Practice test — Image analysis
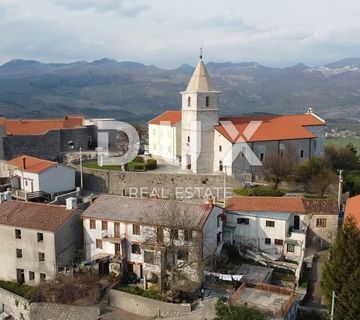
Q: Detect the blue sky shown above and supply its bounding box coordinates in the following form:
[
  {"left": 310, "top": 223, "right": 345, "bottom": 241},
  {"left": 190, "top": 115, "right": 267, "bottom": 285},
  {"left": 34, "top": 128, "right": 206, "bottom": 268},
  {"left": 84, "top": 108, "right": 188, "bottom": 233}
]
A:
[{"left": 1, "top": 0, "right": 360, "bottom": 67}]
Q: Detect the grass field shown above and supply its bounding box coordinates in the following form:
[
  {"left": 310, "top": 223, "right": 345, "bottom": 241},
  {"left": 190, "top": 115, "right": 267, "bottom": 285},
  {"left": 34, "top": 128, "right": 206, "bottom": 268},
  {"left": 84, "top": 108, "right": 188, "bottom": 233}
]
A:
[{"left": 326, "top": 137, "right": 360, "bottom": 150}]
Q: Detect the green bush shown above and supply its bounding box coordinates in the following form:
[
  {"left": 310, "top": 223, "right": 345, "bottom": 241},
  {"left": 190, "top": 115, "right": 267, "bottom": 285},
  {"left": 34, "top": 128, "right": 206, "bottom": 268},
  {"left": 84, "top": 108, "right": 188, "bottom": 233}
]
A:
[
  {"left": 234, "top": 186, "right": 285, "bottom": 197},
  {"left": 146, "top": 159, "right": 158, "bottom": 170},
  {"left": 0, "top": 281, "right": 35, "bottom": 299},
  {"left": 120, "top": 286, "right": 164, "bottom": 301},
  {"left": 134, "top": 156, "right": 145, "bottom": 163},
  {"left": 127, "top": 162, "right": 146, "bottom": 172}
]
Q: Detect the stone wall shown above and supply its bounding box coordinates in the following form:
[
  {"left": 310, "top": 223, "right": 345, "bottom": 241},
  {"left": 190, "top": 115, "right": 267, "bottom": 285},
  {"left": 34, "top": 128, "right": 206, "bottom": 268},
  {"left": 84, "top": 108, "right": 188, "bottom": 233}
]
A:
[
  {"left": 305, "top": 214, "right": 338, "bottom": 249},
  {"left": 29, "top": 303, "right": 100, "bottom": 320},
  {"left": 110, "top": 289, "right": 192, "bottom": 318},
  {"left": 0, "top": 287, "right": 30, "bottom": 320},
  {"left": 78, "top": 167, "right": 239, "bottom": 199},
  {"left": 0, "top": 287, "right": 100, "bottom": 320}
]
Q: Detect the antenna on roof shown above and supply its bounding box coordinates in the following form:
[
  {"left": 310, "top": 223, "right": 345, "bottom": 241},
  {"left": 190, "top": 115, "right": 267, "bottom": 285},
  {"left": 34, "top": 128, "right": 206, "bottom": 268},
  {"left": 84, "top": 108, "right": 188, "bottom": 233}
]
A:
[{"left": 199, "top": 47, "right": 203, "bottom": 60}]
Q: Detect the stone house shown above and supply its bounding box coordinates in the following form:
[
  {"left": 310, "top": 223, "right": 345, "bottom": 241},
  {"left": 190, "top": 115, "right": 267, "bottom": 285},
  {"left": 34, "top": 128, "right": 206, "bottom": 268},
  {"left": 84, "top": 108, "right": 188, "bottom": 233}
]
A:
[
  {"left": 0, "top": 200, "right": 83, "bottom": 284},
  {"left": 148, "top": 54, "right": 326, "bottom": 181},
  {"left": 224, "top": 196, "right": 338, "bottom": 260},
  {"left": 81, "top": 194, "right": 224, "bottom": 284}
]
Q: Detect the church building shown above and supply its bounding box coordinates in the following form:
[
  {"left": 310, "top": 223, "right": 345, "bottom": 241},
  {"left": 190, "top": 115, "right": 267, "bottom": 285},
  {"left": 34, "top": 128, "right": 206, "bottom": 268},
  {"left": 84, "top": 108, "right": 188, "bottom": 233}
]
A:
[{"left": 148, "top": 55, "right": 326, "bottom": 181}]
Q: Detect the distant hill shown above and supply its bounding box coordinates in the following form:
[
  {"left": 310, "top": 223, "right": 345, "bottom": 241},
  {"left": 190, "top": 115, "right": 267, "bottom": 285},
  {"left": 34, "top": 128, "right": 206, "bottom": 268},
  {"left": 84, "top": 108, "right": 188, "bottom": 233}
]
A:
[{"left": 1, "top": 58, "right": 360, "bottom": 122}]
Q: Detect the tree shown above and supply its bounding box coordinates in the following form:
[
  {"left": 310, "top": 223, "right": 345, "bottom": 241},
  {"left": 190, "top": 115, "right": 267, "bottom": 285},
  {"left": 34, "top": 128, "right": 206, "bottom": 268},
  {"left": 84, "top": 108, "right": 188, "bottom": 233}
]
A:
[
  {"left": 263, "top": 148, "right": 296, "bottom": 189},
  {"left": 295, "top": 157, "right": 337, "bottom": 197},
  {"left": 322, "top": 216, "right": 360, "bottom": 302},
  {"left": 335, "top": 267, "right": 360, "bottom": 320},
  {"left": 215, "top": 299, "right": 264, "bottom": 320},
  {"left": 325, "top": 144, "right": 360, "bottom": 171},
  {"left": 141, "top": 201, "right": 206, "bottom": 297}
]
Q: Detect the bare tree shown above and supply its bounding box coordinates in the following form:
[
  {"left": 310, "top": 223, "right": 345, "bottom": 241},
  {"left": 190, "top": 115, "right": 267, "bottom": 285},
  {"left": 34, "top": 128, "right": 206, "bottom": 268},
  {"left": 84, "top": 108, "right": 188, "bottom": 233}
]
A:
[
  {"left": 263, "top": 146, "right": 297, "bottom": 189},
  {"left": 141, "top": 201, "right": 205, "bottom": 297}
]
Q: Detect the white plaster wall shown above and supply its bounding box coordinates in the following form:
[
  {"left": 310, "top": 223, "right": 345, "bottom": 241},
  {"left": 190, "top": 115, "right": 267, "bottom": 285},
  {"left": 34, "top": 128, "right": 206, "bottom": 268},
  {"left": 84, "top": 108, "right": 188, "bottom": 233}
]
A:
[
  {"left": 38, "top": 165, "right": 75, "bottom": 194},
  {"left": 202, "top": 206, "right": 224, "bottom": 258},
  {"left": 14, "top": 169, "right": 39, "bottom": 192},
  {"left": 0, "top": 225, "right": 56, "bottom": 283}
]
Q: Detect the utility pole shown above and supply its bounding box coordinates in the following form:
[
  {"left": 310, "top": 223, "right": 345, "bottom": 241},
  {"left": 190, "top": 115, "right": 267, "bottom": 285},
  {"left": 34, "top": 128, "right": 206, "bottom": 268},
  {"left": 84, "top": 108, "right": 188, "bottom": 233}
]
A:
[
  {"left": 330, "top": 290, "right": 336, "bottom": 320},
  {"left": 223, "top": 165, "right": 227, "bottom": 208},
  {"left": 338, "top": 170, "right": 343, "bottom": 211},
  {"left": 79, "top": 147, "right": 83, "bottom": 189}
]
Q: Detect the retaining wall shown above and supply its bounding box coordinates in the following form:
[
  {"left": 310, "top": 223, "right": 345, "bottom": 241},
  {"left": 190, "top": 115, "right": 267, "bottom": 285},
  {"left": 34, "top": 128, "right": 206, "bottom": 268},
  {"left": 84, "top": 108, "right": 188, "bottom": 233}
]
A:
[{"left": 110, "top": 289, "right": 192, "bottom": 318}]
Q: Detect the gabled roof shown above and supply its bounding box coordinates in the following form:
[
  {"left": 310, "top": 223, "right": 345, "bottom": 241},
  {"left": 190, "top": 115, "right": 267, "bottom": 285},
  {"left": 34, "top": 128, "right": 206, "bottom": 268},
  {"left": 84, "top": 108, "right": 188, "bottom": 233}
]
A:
[
  {"left": 185, "top": 59, "right": 217, "bottom": 92},
  {"left": 3, "top": 116, "right": 84, "bottom": 136},
  {"left": 8, "top": 155, "right": 57, "bottom": 174},
  {"left": 148, "top": 110, "right": 182, "bottom": 126},
  {"left": 226, "top": 196, "right": 338, "bottom": 215},
  {"left": 0, "top": 201, "right": 77, "bottom": 232},
  {"left": 216, "top": 113, "right": 325, "bottom": 143},
  {"left": 82, "top": 194, "right": 216, "bottom": 230},
  {"left": 345, "top": 195, "right": 360, "bottom": 228},
  {"left": 226, "top": 196, "right": 305, "bottom": 213}
]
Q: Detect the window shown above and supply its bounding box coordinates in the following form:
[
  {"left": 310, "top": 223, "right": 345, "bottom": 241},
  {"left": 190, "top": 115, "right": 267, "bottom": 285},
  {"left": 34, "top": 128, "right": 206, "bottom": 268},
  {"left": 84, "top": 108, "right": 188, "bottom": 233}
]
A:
[
  {"left": 144, "top": 250, "right": 159, "bottom": 265},
  {"left": 96, "top": 239, "right": 103, "bottom": 249},
  {"left": 217, "top": 215, "right": 222, "bottom": 228},
  {"left": 266, "top": 220, "right": 275, "bottom": 227},
  {"left": 219, "top": 145, "right": 222, "bottom": 152},
  {"left": 25, "top": 180, "right": 28, "bottom": 187},
  {"left": 157, "top": 227, "right": 164, "bottom": 243},
  {"left": 131, "top": 244, "right": 141, "bottom": 254},
  {"left": 37, "top": 233, "right": 44, "bottom": 242},
  {"left": 170, "top": 229, "right": 179, "bottom": 240},
  {"left": 300, "top": 149, "right": 304, "bottom": 158},
  {"left": 133, "top": 224, "right": 140, "bottom": 235},
  {"left": 184, "top": 230, "right": 193, "bottom": 241},
  {"left": 177, "top": 249, "right": 189, "bottom": 261},
  {"left": 29, "top": 271, "right": 35, "bottom": 281},
  {"left": 275, "top": 239, "right": 284, "bottom": 246},
  {"left": 217, "top": 232, "right": 222, "bottom": 245},
  {"left": 40, "top": 273, "right": 46, "bottom": 282},
  {"left": 260, "top": 153, "right": 265, "bottom": 162},
  {"left": 205, "top": 96, "right": 210, "bottom": 107},
  {"left": 102, "top": 221, "right": 108, "bottom": 231},
  {"left": 314, "top": 139, "right": 317, "bottom": 150},
  {"left": 15, "top": 229, "right": 21, "bottom": 239},
  {"left": 265, "top": 238, "right": 271, "bottom": 245},
  {"left": 90, "top": 220, "right": 96, "bottom": 229},
  {"left": 16, "top": 249, "right": 23, "bottom": 258},
  {"left": 219, "top": 161, "right": 223, "bottom": 172},
  {"left": 38, "top": 252, "right": 45, "bottom": 262},
  {"left": 187, "top": 96, "right": 191, "bottom": 107},
  {"left": 316, "top": 218, "right": 327, "bottom": 228},
  {"left": 287, "top": 244, "right": 295, "bottom": 252},
  {"left": 187, "top": 136, "right": 190, "bottom": 143},
  {"left": 237, "top": 218, "right": 249, "bottom": 225}
]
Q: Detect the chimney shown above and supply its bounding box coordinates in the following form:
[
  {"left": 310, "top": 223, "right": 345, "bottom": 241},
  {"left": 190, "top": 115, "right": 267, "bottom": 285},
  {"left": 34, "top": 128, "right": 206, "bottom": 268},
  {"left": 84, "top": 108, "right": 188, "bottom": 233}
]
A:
[
  {"left": 22, "top": 157, "right": 26, "bottom": 170},
  {"left": 66, "top": 197, "right": 77, "bottom": 210}
]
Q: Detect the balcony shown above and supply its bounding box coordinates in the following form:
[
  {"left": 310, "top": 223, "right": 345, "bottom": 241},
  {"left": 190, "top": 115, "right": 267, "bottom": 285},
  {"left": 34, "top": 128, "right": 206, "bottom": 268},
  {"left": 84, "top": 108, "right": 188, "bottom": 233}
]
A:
[{"left": 102, "top": 231, "right": 126, "bottom": 243}]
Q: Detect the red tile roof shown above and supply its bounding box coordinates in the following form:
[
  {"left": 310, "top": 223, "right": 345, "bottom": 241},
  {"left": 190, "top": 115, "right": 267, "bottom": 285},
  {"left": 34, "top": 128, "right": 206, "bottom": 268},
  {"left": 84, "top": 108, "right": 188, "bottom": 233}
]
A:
[
  {"left": 226, "top": 196, "right": 338, "bottom": 215},
  {"left": 8, "top": 155, "right": 57, "bottom": 174},
  {"left": 148, "top": 110, "right": 181, "bottom": 126},
  {"left": 216, "top": 113, "right": 325, "bottom": 143},
  {"left": 345, "top": 195, "right": 360, "bottom": 228},
  {"left": 0, "top": 201, "right": 77, "bottom": 232},
  {"left": 2, "top": 116, "right": 84, "bottom": 136},
  {"left": 226, "top": 196, "right": 305, "bottom": 212}
]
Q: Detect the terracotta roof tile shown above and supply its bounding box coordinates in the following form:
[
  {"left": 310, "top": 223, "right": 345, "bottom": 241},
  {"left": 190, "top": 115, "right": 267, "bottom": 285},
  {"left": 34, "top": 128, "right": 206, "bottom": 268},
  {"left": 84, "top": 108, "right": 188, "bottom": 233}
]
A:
[
  {"left": 345, "top": 195, "right": 360, "bottom": 228},
  {"left": 303, "top": 199, "right": 338, "bottom": 215},
  {"left": 3, "top": 116, "right": 84, "bottom": 136},
  {"left": 8, "top": 155, "right": 56, "bottom": 174},
  {"left": 226, "top": 196, "right": 305, "bottom": 213},
  {"left": 148, "top": 111, "right": 181, "bottom": 126},
  {"left": 82, "top": 194, "right": 214, "bottom": 230},
  {"left": 216, "top": 113, "right": 325, "bottom": 143},
  {"left": 0, "top": 201, "right": 77, "bottom": 232}
]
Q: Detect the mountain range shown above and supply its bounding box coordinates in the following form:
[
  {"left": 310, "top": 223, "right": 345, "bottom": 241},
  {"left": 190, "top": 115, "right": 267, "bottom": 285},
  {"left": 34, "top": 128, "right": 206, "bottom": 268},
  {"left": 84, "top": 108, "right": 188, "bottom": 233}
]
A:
[{"left": 1, "top": 57, "right": 360, "bottom": 122}]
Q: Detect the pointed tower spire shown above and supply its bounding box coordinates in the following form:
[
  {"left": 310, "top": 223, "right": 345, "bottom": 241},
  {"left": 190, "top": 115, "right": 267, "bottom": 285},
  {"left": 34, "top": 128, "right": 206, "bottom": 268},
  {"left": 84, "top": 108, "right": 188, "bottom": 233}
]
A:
[{"left": 185, "top": 53, "right": 215, "bottom": 92}]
